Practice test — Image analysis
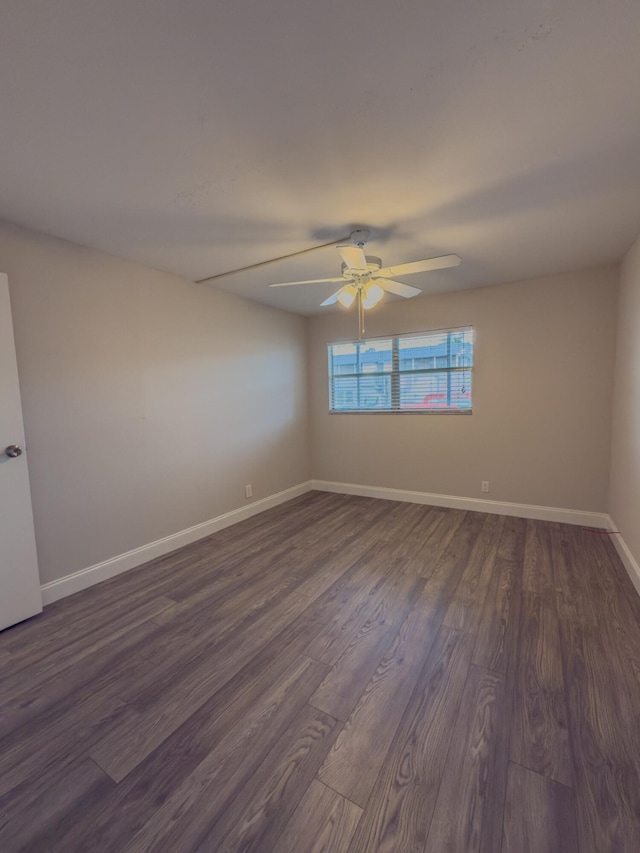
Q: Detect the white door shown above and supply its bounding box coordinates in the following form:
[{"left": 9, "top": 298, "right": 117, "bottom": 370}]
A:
[{"left": 0, "top": 272, "right": 41, "bottom": 629}]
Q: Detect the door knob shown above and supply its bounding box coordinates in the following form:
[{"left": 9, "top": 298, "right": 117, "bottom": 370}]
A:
[{"left": 5, "top": 445, "right": 23, "bottom": 458}]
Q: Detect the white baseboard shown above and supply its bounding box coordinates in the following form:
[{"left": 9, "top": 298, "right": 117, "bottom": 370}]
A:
[
  {"left": 605, "top": 516, "right": 640, "bottom": 597},
  {"left": 41, "top": 479, "right": 622, "bottom": 607},
  {"left": 40, "top": 481, "right": 313, "bottom": 605},
  {"left": 311, "top": 479, "right": 610, "bottom": 528}
]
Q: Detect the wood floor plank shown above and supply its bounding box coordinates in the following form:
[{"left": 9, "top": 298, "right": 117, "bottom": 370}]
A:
[
  {"left": 418, "top": 509, "right": 486, "bottom": 614},
  {"left": 502, "top": 762, "right": 578, "bottom": 853},
  {"left": 305, "top": 575, "right": 389, "bottom": 667},
  {"left": 49, "top": 654, "right": 329, "bottom": 852},
  {"left": 313, "top": 503, "right": 481, "bottom": 741},
  {"left": 509, "top": 590, "right": 572, "bottom": 787},
  {"left": 511, "top": 518, "right": 572, "bottom": 787},
  {"left": 304, "top": 517, "right": 432, "bottom": 668},
  {"left": 413, "top": 507, "right": 468, "bottom": 578},
  {"left": 443, "top": 513, "right": 505, "bottom": 634},
  {"left": 308, "top": 573, "right": 424, "bottom": 721},
  {"left": 0, "top": 643, "right": 157, "bottom": 739},
  {"left": 316, "top": 581, "right": 444, "bottom": 806},
  {"left": 191, "top": 704, "right": 341, "bottom": 853},
  {"left": 559, "top": 618, "right": 640, "bottom": 852},
  {"left": 129, "top": 508, "right": 368, "bottom": 660},
  {"left": 579, "top": 528, "right": 640, "bottom": 699},
  {"left": 522, "top": 519, "right": 555, "bottom": 594},
  {"left": 275, "top": 779, "right": 362, "bottom": 853},
  {"left": 164, "top": 493, "right": 374, "bottom": 609},
  {"left": 118, "top": 509, "right": 397, "bottom": 703},
  {"left": 80, "top": 492, "right": 342, "bottom": 622},
  {"left": 0, "top": 578, "right": 175, "bottom": 656},
  {"left": 0, "top": 595, "right": 175, "bottom": 702},
  {"left": 472, "top": 515, "right": 526, "bottom": 673},
  {"left": 0, "top": 759, "right": 113, "bottom": 852},
  {"left": 374, "top": 505, "right": 442, "bottom": 565},
  {"left": 133, "top": 544, "right": 310, "bottom": 658},
  {"left": 0, "top": 682, "right": 137, "bottom": 798},
  {"left": 347, "top": 625, "right": 474, "bottom": 853},
  {"left": 424, "top": 665, "right": 505, "bottom": 853},
  {"left": 117, "top": 657, "right": 330, "bottom": 853},
  {"left": 551, "top": 523, "right": 599, "bottom": 627},
  {"left": 90, "top": 547, "right": 364, "bottom": 781},
  {"left": 601, "top": 533, "right": 640, "bottom": 625},
  {"left": 0, "top": 492, "right": 335, "bottom": 652}
]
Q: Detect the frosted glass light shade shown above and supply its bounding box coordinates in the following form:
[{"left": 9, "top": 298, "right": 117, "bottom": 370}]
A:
[
  {"left": 337, "top": 284, "right": 357, "bottom": 308},
  {"left": 362, "top": 282, "right": 384, "bottom": 309}
]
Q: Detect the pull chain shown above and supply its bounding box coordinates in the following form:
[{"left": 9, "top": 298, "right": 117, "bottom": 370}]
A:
[{"left": 357, "top": 288, "right": 365, "bottom": 341}]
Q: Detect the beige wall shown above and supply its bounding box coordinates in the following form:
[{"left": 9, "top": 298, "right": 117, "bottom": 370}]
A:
[
  {"left": 309, "top": 267, "right": 618, "bottom": 513},
  {"left": 1, "top": 220, "right": 310, "bottom": 585},
  {"left": 609, "top": 233, "right": 640, "bottom": 565}
]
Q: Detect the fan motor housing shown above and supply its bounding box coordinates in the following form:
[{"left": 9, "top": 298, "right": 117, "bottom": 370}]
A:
[{"left": 341, "top": 256, "right": 382, "bottom": 280}]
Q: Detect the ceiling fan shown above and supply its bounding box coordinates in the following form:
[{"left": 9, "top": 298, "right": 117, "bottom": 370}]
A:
[{"left": 268, "top": 230, "right": 461, "bottom": 336}]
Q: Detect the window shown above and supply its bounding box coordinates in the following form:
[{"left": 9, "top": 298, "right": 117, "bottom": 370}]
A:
[{"left": 328, "top": 327, "right": 473, "bottom": 413}]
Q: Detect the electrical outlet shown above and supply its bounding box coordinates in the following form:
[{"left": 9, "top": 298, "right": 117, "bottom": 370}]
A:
[
  {"left": 245, "top": 484, "right": 253, "bottom": 499},
  {"left": 481, "top": 481, "right": 490, "bottom": 493}
]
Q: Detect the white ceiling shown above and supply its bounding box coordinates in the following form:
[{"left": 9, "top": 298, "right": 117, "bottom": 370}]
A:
[{"left": 0, "top": 0, "right": 639, "bottom": 315}]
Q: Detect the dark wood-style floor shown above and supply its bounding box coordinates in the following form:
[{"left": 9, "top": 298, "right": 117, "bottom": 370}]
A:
[{"left": 1, "top": 492, "right": 640, "bottom": 852}]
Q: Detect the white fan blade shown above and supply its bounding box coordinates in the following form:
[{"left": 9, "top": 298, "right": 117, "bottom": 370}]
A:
[
  {"left": 268, "top": 276, "right": 345, "bottom": 288},
  {"left": 320, "top": 287, "right": 345, "bottom": 307},
  {"left": 373, "top": 278, "right": 421, "bottom": 298},
  {"left": 376, "top": 253, "right": 461, "bottom": 279},
  {"left": 337, "top": 244, "right": 367, "bottom": 271}
]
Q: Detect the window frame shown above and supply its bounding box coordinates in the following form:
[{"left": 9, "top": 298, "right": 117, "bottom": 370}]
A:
[{"left": 327, "top": 326, "right": 473, "bottom": 415}]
